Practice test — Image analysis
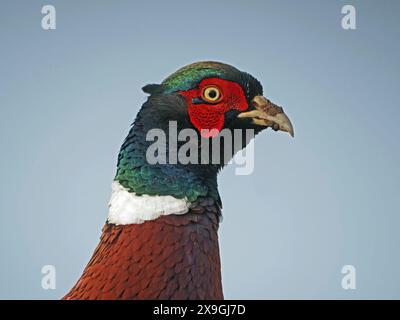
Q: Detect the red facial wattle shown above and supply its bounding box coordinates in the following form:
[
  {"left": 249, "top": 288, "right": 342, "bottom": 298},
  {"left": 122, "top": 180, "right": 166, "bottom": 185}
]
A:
[{"left": 179, "top": 78, "right": 249, "bottom": 138}]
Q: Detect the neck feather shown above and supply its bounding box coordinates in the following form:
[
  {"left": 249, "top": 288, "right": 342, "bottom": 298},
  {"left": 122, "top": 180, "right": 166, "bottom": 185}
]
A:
[{"left": 114, "top": 96, "right": 222, "bottom": 213}]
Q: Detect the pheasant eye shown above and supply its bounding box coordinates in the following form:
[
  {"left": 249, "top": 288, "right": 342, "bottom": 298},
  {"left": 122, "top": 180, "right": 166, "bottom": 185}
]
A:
[{"left": 202, "top": 86, "right": 222, "bottom": 103}]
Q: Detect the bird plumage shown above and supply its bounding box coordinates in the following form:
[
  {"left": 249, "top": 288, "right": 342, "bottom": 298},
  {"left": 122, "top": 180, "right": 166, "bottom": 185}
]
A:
[
  {"left": 64, "top": 61, "right": 293, "bottom": 300},
  {"left": 64, "top": 198, "right": 222, "bottom": 300}
]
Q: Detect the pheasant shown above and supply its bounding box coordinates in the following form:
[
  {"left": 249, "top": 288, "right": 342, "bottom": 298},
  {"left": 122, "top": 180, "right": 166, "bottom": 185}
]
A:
[{"left": 64, "top": 61, "right": 293, "bottom": 300}]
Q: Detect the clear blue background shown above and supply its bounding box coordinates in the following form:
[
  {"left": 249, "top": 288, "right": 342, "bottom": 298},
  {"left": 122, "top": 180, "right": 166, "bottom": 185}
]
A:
[{"left": 1, "top": 0, "right": 399, "bottom": 299}]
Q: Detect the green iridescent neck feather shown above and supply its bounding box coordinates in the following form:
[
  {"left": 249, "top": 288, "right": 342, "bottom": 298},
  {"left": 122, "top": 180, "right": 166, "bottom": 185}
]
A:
[{"left": 114, "top": 94, "right": 221, "bottom": 205}]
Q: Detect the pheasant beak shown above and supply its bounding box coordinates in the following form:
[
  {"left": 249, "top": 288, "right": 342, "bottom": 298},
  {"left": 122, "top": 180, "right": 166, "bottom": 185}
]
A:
[{"left": 238, "top": 95, "right": 294, "bottom": 137}]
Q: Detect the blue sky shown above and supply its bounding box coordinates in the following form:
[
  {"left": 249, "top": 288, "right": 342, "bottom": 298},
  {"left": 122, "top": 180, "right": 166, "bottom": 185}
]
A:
[{"left": 0, "top": 0, "right": 399, "bottom": 299}]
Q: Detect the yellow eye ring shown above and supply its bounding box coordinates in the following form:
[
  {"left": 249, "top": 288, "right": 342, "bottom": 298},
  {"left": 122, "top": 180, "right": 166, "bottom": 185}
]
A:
[{"left": 202, "top": 86, "right": 222, "bottom": 103}]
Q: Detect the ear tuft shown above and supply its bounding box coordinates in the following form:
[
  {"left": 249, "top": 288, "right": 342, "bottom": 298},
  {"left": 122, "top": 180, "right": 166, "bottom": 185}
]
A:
[{"left": 142, "top": 84, "right": 162, "bottom": 95}]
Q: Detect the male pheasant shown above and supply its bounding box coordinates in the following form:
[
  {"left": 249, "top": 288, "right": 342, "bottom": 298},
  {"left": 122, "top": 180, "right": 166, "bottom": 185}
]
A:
[{"left": 64, "top": 61, "right": 293, "bottom": 300}]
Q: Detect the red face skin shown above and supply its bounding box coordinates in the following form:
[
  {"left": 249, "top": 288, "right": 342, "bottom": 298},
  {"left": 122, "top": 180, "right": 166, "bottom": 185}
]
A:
[{"left": 179, "top": 78, "right": 249, "bottom": 138}]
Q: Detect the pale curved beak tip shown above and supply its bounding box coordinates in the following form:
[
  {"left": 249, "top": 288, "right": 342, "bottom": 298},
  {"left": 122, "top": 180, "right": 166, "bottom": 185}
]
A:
[
  {"left": 239, "top": 95, "right": 294, "bottom": 138},
  {"left": 280, "top": 113, "right": 294, "bottom": 138}
]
